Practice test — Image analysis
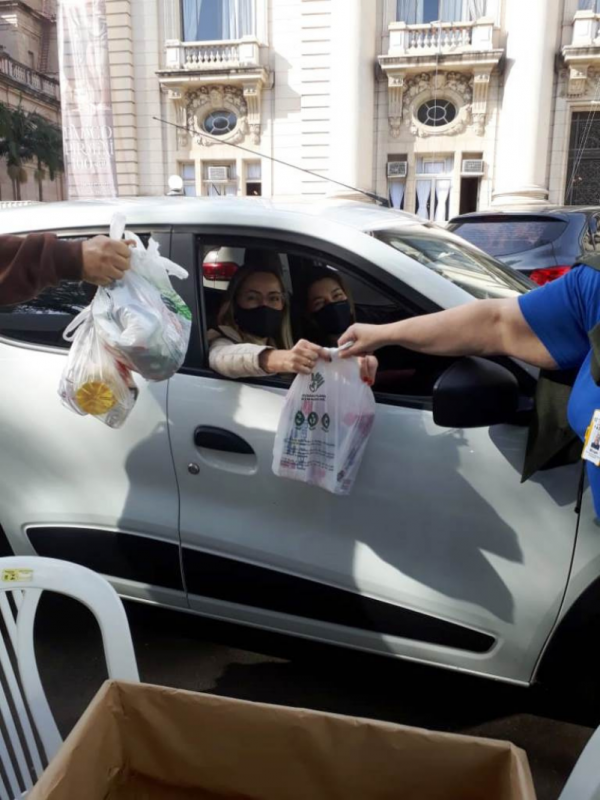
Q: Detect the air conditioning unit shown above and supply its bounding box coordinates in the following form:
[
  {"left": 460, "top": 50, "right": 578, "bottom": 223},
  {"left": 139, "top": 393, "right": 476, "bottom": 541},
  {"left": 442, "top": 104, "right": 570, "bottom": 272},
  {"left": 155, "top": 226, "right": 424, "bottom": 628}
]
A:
[
  {"left": 461, "top": 159, "right": 485, "bottom": 176},
  {"left": 207, "top": 166, "right": 230, "bottom": 182},
  {"left": 387, "top": 161, "right": 408, "bottom": 179}
]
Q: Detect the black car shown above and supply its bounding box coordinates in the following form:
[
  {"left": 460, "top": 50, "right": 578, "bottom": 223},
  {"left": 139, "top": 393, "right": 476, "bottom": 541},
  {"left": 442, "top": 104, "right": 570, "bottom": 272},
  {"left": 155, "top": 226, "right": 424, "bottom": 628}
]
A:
[{"left": 447, "top": 206, "right": 600, "bottom": 286}]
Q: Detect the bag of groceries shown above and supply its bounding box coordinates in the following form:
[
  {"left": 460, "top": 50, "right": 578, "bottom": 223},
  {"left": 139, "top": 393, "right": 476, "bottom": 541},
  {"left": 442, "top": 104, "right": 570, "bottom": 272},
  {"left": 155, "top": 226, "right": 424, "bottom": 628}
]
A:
[
  {"left": 92, "top": 214, "right": 192, "bottom": 382},
  {"left": 272, "top": 349, "right": 376, "bottom": 495},
  {"left": 59, "top": 309, "right": 138, "bottom": 429}
]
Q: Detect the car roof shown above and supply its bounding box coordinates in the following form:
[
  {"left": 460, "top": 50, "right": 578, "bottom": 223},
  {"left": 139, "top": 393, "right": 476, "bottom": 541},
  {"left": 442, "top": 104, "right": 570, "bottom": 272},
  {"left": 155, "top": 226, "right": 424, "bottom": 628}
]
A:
[
  {"left": 0, "top": 196, "right": 423, "bottom": 236},
  {"left": 449, "top": 205, "right": 599, "bottom": 223}
]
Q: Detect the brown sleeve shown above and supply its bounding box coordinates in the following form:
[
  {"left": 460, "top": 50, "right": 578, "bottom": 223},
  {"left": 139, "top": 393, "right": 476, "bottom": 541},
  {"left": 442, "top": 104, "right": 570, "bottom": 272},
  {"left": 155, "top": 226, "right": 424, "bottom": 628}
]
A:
[{"left": 0, "top": 233, "right": 83, "bottom": 306}]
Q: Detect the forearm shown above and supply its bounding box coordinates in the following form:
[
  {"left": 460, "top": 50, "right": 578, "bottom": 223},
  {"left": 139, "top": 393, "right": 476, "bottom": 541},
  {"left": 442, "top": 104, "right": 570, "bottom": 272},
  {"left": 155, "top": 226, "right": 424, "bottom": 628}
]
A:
[
  {"left": 209, "top": 340, "right": 269, "bottom": 379},
  {"left": 376, "top": 299, "right": 557, "bottom": 369},
  {"left": 381, "top": 301, "right": 504, "bottom": 357},
  {"left": 0, "top": 234, "right": 82, "bottom": 305}
]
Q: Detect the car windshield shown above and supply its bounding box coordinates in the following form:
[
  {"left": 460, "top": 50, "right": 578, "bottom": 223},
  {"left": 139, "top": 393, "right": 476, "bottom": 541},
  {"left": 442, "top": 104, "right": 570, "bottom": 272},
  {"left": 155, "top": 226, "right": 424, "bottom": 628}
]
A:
[
  {"left": 373, "top": 227, "right": 532, "bottom": 300},
  {"left": 448, "top": 216, "right": 568, "bottom": 256}
]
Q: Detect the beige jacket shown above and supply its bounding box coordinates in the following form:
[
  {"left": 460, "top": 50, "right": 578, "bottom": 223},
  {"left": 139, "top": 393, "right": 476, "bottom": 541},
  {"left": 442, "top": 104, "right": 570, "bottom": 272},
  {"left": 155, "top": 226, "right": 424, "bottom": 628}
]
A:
[{"left": 208, "top": 325, "right": 273, "bottom": 379}]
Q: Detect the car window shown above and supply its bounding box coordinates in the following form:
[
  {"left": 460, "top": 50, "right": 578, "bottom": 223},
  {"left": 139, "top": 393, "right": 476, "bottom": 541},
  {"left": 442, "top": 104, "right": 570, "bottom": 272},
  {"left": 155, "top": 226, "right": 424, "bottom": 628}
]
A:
[
  {"left": 199, "top": 243, "right": 293, "bottom": 332},
  {"left": 373, "top": 227, "right": 531, "bottom": 300},
  {"left": 198, "top": 236, "right": 458, "bottom": 402},
  {"left": 0, "top": 236, "right": 95, "bottom": 348},
  {"left": 285, "top": 252, "right": 446, "bottom": 400},
  {"left": 447, "top": 217, "right": 568, "bottom": 257},
  {"left": 0, "top": 232, "right": 151, "bottom": 349}
]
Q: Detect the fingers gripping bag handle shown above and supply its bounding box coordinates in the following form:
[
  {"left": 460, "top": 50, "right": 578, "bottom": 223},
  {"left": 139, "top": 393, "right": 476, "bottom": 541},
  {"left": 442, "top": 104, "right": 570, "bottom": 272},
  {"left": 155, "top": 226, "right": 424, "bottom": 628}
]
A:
[{"left": 93, "top": 213, "right": 192, "bottom": 382}]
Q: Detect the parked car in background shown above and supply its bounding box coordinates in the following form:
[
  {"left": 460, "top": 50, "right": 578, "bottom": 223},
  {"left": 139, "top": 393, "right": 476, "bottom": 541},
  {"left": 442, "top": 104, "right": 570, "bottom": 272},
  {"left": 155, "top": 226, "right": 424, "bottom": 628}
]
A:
[
  {"left": 202, "top": 246, "right": 243, "bottom": 290},
  {"left": 447, "top": 206, "right": 600, "bottom": 286}
]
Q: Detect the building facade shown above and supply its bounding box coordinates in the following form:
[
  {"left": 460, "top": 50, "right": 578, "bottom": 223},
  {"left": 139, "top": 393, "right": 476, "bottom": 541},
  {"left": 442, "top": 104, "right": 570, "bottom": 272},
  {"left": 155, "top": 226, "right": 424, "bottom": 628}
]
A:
[
  {"left": 0, "top": 0, "right": 63, "bottom": 202},
  {"left": 104, "top": 0, "right": 600, "bottom": 221}
]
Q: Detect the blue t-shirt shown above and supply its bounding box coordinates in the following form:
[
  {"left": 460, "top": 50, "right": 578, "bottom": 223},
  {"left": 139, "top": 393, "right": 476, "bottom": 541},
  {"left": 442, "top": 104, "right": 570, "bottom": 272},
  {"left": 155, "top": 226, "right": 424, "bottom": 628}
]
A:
[{"left": 519, "top": 265, "right": 600, "bottom": 514}]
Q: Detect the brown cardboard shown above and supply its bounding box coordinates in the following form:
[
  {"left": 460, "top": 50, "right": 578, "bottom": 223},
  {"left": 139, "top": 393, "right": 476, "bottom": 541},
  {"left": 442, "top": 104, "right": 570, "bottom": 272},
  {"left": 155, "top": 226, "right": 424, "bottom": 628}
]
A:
[{"left": 29, "top": 681, "right": 537, "bottom": 800}]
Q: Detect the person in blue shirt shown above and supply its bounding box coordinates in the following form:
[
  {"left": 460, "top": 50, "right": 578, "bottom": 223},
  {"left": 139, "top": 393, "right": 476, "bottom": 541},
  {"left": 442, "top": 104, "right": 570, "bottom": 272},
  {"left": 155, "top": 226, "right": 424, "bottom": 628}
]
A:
[{"left": 338, "top": 266, "right": 600, "bottom": 514}]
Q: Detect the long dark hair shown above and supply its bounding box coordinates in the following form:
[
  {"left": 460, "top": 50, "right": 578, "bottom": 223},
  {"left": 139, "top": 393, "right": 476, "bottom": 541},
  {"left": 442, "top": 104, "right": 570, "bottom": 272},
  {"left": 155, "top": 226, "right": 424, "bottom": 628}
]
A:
[{"left": 301, "top": 266, "right": 355, "bottom": 346}]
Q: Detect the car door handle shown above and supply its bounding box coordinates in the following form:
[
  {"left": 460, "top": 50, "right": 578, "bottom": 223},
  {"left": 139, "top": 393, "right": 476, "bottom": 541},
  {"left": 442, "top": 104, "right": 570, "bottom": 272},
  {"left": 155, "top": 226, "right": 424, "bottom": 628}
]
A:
[{"left": 194, "top": 426, "right": 255, "bottom": 455}]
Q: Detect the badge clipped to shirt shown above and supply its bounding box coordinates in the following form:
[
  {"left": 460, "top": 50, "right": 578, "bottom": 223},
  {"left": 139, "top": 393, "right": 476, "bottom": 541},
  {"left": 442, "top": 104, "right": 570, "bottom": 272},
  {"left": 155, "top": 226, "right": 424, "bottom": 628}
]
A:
[{"left": 583, "top": 410, "right": 600, "bottom": 466}]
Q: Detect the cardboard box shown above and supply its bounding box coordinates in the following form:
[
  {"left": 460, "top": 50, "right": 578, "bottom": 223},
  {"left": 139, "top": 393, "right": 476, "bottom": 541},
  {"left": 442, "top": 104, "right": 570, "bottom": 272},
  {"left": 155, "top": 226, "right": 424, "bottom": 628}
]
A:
[{"left": 30, "top": 681, "right": 536, "bottom": 800}]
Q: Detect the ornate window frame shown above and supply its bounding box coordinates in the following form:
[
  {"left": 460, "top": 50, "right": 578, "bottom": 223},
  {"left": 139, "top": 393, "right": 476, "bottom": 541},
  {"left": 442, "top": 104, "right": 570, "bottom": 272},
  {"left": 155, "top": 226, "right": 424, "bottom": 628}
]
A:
[
  {"left": 184, "top": 85, "right": 258, "bottom": 148},
  {"left": 398, "top": 72, "right": 473, "bottom": 138},
  {"left": 406, "top": 85, "right": 471, "bottom": 138}
]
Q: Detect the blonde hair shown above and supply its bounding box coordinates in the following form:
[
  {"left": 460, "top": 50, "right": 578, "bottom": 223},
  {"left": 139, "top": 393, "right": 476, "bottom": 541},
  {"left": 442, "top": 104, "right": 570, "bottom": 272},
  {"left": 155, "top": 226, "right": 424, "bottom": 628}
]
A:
[{"left": 217, "top": 264, "right": 294, "bottom": 349}]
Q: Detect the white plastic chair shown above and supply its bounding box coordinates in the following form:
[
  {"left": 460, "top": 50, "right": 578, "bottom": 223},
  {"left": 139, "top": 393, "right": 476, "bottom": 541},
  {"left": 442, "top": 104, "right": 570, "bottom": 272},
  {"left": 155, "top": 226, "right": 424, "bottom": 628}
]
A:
[
  {"left": 558, "top": 726, "right": 600, "bottom": 800},
  {"left": 0, "top": 556, "right": 139, "bottom": 799}
]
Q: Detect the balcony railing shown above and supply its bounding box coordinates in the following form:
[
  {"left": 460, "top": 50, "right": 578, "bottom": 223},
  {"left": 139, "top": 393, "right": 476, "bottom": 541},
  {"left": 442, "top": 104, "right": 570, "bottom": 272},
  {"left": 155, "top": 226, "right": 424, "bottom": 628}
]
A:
[
  {"left": 183, "top": 41, "right": 240, "bottom": 69},
  {"left": 387, "top": 18, "right": 495, "bottom": 56},
  {"left": 164, "top": 36, "right": 261, "bottom": 72},
  {"left": 406, "top": 22, "right": 473, "bottom": 51},
  {"left": 0, "top": 55, "right": 59, "bottom": 101}
]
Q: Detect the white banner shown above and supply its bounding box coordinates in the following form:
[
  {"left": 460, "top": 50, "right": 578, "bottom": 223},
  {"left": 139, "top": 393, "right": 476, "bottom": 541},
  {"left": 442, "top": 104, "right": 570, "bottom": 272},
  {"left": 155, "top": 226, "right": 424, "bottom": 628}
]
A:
[{"left": 57, "top": 0, "right": 118, "bottom": 199}]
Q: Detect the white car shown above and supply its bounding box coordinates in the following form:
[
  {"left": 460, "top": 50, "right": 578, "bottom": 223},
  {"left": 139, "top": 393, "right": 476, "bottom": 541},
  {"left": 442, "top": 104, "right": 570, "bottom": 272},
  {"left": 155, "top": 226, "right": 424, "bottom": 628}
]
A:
[{"left": 0, "top": 197, "right": 595, "bottom": 687}]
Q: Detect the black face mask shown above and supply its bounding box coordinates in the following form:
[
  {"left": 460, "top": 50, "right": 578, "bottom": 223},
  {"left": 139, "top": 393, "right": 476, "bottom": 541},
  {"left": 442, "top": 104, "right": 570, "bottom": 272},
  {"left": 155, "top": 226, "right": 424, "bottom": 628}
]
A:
[
  {"left": 235, "top": 305, "right": 284, "bottom": 339},
  {"left": 313, "top": 300, "right": 353, "bottom": 336}
]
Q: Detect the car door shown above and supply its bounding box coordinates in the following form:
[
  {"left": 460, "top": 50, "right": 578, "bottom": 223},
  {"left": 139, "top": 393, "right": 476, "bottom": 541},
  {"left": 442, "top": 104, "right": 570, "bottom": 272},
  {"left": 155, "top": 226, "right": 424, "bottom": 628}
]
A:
[
  {"left": 167, "top": 227, "right": 580, "bottom": 684},
  {"left": 0, "top": 227, "right": 186, "bottom": 610}
]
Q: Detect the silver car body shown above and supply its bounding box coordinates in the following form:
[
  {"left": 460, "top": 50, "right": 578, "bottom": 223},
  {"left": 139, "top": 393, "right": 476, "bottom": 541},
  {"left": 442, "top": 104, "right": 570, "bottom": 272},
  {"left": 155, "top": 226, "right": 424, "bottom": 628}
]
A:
[{"left": 0, "top": 197, "right": 596, "bottom": 686}]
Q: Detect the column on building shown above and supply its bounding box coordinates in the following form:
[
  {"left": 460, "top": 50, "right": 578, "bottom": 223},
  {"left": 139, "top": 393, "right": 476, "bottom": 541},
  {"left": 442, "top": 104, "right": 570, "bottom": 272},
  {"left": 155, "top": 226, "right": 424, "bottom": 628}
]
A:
[
  {"left": 299, "top": 0, "right": 332, "bottom": 199},
  {"left": 131, "top": 0, "right": 167, "bottom": 196},
  {"left": 329, "top": 0, "right": 378, "bottom": 198},
  {"left": 492, "top": 0, "right": 562, "bottom": 206},
  {"left": 106, "top": 0, "right": 140, "bottom": 196}
]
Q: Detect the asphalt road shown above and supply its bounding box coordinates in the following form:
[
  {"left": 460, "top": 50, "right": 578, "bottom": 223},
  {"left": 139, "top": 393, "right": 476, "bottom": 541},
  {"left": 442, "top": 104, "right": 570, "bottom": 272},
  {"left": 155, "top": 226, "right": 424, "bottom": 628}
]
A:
[{"left": 34, "top": 595, "right": 598, "bottom": 800}]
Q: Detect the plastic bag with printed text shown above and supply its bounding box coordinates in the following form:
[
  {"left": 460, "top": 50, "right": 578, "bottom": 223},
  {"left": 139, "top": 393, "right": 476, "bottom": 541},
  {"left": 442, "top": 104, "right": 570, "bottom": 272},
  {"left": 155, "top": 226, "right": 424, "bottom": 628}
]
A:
[
  {"left": 272, "top": 350, "right": 376, "bottom": 495},
  {"left": 92, "top": 213, "right": 192, "bottom": 382}
]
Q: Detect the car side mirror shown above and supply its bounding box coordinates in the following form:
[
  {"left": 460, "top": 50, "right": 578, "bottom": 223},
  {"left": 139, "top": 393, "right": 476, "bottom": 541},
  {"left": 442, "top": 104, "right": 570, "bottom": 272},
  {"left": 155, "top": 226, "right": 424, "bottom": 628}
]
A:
[{"left": 433, "top": 357, "right": 519, "bottom": 428}]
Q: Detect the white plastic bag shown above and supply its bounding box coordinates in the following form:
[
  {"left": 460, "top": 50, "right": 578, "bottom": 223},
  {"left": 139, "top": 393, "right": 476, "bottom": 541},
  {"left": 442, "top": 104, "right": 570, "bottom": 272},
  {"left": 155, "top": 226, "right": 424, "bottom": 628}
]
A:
[
  {"left": 92, "top": 214, "right": 192, "bottom": 382},
  {"left": 58, "top": 309, "right": 138, "bottom": 429},
  {"left": 272, "top": 350, "right": 376, "bottom": 495}
]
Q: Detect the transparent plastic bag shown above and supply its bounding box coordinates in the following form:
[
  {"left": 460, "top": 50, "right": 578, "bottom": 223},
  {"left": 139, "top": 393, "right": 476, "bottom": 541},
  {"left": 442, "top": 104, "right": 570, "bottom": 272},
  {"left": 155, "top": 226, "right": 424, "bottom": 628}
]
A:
[
  {"left": 272, "top": 350, "right": 376, "bottom": 495},
  {"left": 58, "top": 309, "right": 138, "bottom": 429},
  {"left": 92, "top": 214, "right": 192, "bottom": 382}
]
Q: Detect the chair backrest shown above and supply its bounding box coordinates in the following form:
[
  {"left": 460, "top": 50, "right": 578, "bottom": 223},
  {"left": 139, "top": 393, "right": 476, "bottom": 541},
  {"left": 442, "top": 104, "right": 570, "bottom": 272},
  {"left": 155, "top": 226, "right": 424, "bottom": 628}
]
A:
[
  {"left": 0, "top": 556, "right": 139, "bottom": 799},
  {"left": 558, "top": 727, "right": 600, "bottom": 800}
]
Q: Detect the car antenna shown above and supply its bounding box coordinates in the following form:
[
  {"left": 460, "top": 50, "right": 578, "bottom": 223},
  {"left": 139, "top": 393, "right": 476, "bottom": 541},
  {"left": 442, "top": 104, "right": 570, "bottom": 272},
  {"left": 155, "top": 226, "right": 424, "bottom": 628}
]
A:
[{"left": 153, "top": 116, "right": 390, "bottom": 207}]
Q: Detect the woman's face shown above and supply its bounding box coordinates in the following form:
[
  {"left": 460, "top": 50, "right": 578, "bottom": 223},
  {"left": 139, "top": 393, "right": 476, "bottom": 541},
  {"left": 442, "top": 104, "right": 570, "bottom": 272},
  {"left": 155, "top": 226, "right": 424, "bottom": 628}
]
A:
[
  {"left": 307, "top": 277, "right": 348, "bottom": 314},
  {"left": 237, "top": 272, "right": 285, "bottom": 310}
]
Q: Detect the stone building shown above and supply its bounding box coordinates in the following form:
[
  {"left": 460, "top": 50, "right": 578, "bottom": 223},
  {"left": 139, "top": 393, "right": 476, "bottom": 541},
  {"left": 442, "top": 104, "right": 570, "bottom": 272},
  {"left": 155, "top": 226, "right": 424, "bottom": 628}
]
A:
[
  {"left": 104, "top": 0, "right": 600, "bottom": 221},
  {"left": 0, "top": 0, "right": 63, "bottom": 202}
]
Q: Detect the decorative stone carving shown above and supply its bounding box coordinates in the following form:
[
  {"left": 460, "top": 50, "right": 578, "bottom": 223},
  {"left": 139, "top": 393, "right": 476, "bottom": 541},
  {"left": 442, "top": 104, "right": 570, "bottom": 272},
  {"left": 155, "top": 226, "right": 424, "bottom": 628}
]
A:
[
  {"left": 558, "top": 66, "right": 600, "bottom": 98},
  {"left": 471, "top": 70, "right": 491, "bottom": 136},
  {"left": 167, "top": 88, "right": 189, "bottom": 149},
  {"left": 387, "top": 74, "right": 405, "bottom": 139},
  {"left": 569, "top": 65, "right": 590, "bottom": 97},
  {"left": 243, "top": 84, "right": 263, "bottom": 145},
  {"left": 472, "top": 114, "right": 486, "bottom": 136},
  {"left": 402, "top": 72, "right": 474, "bottom": 138},
  {"left": 186, "top": 85, "right": 249, "bottom": 147}
]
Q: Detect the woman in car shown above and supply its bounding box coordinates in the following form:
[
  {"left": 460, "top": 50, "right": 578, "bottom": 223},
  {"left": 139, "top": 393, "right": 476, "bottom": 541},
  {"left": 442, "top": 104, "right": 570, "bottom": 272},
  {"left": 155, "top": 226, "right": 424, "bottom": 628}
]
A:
[
  {"left": 303, "top": 267, "right": 355, "bottom": 348},
  {"left": 209, "top": 262, "right": 377, "bottom": 383},
  {"left": 209, "top": 263, "right": 329, "bottom": 380}
]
